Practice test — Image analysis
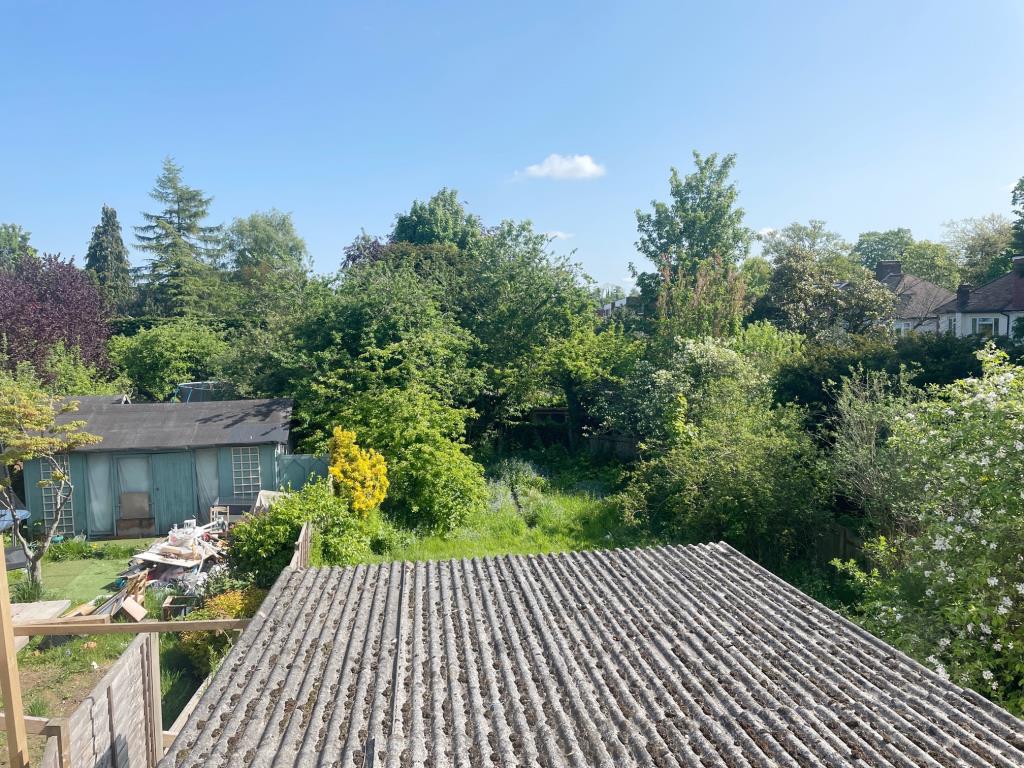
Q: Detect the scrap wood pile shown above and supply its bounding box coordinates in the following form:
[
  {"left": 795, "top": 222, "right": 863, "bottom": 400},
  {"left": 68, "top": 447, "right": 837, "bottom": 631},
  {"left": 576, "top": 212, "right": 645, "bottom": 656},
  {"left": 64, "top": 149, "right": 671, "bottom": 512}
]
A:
[{"left": 99, "top": 517, "right": 230, "bottom": 622}]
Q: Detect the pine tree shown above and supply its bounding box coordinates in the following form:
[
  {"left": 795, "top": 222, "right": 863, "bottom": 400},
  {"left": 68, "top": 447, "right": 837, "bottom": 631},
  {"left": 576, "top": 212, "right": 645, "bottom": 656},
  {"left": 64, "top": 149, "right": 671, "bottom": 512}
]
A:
[
  {"left": 85, "top": 205, "right": 132, "bottom": 312},
  {"left": 135, "top": 157, "right": 224, "bottom": 316}
]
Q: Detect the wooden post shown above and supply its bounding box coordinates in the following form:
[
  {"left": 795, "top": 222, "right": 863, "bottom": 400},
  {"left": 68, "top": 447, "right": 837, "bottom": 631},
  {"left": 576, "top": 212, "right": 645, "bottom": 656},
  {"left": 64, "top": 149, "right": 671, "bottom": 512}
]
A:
[
  {"left": 0, "top": 544, "right": 30, "bottom": 768},
  {"left": 147, "top": 632, "right": 163, "bottom": 764}
]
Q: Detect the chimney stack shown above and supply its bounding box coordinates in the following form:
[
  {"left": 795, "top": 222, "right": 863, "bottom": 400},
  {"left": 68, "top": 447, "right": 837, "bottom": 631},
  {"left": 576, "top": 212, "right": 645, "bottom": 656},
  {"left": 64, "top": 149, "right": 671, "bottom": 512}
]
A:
[
  {"left": 957, "top": 283, "right": 972, "bottom": 308},
  {"left": 875, "top": 260, "right": 902, "bottom": 281}
]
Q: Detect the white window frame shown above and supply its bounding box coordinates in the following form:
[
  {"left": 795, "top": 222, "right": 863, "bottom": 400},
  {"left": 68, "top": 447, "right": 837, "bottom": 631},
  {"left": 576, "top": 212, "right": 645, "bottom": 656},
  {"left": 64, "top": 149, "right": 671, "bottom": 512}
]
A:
[
  {"left": 231, "top": 446, "right": 262, "bottom": 498},
  {"left": 972, "top": 317, "right": 998, "bottom": 337},
  {"left": 41, "top": 455, "right": 75, "bottom": 536}
]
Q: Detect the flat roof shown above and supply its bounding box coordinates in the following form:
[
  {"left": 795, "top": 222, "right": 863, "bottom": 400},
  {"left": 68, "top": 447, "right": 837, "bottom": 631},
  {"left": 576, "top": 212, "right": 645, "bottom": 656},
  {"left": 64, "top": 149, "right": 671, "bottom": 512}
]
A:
[
  {"left": 161, "top": 543, "right": 1024, "bottom": 767},
  {"left": 58, "top": 398, "right": 292, "bottom": 452}
]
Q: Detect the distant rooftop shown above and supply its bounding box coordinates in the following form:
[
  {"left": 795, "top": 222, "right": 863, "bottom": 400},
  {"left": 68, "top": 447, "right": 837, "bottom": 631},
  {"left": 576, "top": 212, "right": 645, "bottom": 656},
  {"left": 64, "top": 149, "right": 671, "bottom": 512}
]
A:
[
  {"left": 160, "top": 543, "right": 1024, "bottom": 767},
  {"left": 59, "top": 397, "right": 293, "bottom": 452}
]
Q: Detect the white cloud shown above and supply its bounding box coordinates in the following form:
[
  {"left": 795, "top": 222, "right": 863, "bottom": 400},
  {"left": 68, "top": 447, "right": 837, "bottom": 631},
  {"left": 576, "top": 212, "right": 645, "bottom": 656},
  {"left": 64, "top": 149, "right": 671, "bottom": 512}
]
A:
[
  {"left": 546, "top": 230, "right": 574, "bottom": 240},
  {"left": 758, "top": 227, "right": 776, "bottom": 237},
  {"left": 521, "top": 153, "right": 606, "bottom": 180}
]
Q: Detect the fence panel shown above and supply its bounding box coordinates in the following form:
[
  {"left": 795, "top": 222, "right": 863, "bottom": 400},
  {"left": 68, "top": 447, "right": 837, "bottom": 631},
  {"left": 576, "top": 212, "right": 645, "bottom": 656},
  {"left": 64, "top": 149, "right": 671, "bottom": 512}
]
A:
[
  {"left": 65, "top": 634, "right": 157, "bottom": 768},
  {"left": 277, "top": 453, "right": 329, "bottom": 491}
]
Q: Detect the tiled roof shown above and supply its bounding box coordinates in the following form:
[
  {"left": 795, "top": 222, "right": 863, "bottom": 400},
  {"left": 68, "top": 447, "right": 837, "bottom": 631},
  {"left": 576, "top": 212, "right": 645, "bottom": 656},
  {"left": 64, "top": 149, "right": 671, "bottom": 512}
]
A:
[
  {"left": 879, "top": 272, "right": 955, "bottom": 320},
  {"left": 161, "top": 544, "right": 1024, "bottom": 767},
  {"left": 935, "top": 270, "right": 1024, "bottom": 314}
]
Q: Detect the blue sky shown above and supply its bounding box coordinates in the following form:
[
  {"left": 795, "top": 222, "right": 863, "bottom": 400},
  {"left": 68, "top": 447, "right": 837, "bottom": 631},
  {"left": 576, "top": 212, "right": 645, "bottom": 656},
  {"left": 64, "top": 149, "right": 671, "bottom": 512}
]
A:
[{"left": 2, "top": 1, "right": 1022, "bottom": 287}]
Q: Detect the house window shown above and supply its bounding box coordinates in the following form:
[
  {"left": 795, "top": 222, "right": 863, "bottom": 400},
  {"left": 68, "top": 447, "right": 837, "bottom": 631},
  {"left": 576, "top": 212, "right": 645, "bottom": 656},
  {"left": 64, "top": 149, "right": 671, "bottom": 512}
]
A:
[
  {"left": 972, "top": 317, "right": 999, "bottom": 337},
  {"left": 894, "top": 320, "right": 914, "bottom": 336},
  {"left": 946, "top": 317, "right": 957, "bottom": 334},
  {"left": 231, "top": 447, "right": 262, "bottom": 498},
  {"left": 40, "top": 455, "right": 75, "bottom": 536}
]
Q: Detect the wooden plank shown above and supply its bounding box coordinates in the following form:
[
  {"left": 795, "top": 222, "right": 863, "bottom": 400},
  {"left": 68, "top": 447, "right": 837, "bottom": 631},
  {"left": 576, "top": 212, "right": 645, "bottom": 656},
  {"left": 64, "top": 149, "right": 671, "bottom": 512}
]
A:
[
  {"left": 121, "top": 596, "right": 148, "bottom": 622},
  {"left": 10, "top": 599, "right": 71, "bottom": 652},
  {"left": 12, "top": 617, "right": 250, "bottom": 636},
  {"left": 147, "top": 632, "right": 163, "bottom": 765},
  {"left": 15, "top": 613, "right": 110, "bottom": 626},
  {"left": 0, "top": 711, "right": 53, "bottom": 735},
  {"left": 0, "top": 546, "right": 29, "bottom": 768}
]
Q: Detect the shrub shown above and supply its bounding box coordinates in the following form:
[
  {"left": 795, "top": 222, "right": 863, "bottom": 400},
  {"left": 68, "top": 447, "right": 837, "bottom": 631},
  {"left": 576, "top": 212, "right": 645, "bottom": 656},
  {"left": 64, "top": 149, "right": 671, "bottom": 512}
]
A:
[
  {"left": 179, "top": 587, "right": 266, "bottom": 676},
  {"left": 228, "top": 478, "right": 378, "bottom": 586},
  {"left": 327, "top": 427, "right": 388, "bottom": 515},
  {"left": 836, "top": 345, "right": 1024, "bottom": 715},
  {"left": 328, "top": 387, "right": 488, "bottom": 532}
]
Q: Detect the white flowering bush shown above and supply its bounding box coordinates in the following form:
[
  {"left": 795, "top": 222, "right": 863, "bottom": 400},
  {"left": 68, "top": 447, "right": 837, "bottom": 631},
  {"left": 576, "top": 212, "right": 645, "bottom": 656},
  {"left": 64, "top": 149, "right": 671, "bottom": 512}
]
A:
[{"left": 836, "top": 345, "right": 1024, "bottom": 714}]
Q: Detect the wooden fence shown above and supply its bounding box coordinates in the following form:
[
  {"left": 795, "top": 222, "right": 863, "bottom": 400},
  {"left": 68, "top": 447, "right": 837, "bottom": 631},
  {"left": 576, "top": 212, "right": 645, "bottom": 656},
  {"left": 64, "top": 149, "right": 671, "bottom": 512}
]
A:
[
  {"left": 289, "top": 521, "right": 312, "bottom": 569},
  {"left": 56, "top": 633, "right": 162, "bottom": 768}
]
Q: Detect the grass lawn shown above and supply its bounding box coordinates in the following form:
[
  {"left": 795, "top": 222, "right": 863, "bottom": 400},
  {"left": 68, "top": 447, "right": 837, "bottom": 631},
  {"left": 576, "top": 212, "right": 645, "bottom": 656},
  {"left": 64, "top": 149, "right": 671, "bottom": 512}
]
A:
[{"left": 380, "top": 480, "right": 646, "bottom": 563}]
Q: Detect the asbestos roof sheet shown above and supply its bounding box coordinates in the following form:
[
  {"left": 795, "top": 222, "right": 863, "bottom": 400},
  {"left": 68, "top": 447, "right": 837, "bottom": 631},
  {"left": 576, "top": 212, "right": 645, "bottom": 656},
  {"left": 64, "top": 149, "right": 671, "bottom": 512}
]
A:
[
  {"left": 59, "top": 398, "right": 292, "bottom": 452},
  {"left": 160, "top": 543, "right": 1024, "bottom": 768}
]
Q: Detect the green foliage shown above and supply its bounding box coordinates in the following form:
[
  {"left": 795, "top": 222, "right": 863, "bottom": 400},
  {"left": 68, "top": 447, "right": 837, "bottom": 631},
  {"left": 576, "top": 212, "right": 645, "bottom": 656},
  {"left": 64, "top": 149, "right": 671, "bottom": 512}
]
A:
[
  {"left": 945, "top": 215, "right": 1014, "bottom": 286},
  {"left": 228, "top": 479, "right": 376, "bottom": 586},
  {"left": 0, "top": 222, "right": 36, "bottom": 271},
  {"left": 1010, "top": 176, "right": 1024, "bottom": 262},
  {"left": 41, "top": 341, "right": 126, "bottom": 396},
  {"left": 179, "top": 587, "right": 266, "bottom": 676},
  {"left": 852, "top": 228, "right": 914, "bottom": 271},
  {"left": 85, "top": 205, "right": 133, "bottom": 312},
  {"left": 328, "top": 387, "right": 488, "bottom": 532},
  {"left": 635, "top": 153, "right": 751, "bottom": 340},
  {"left": 391, "top": 187, "right": 482, "bottom": 251},
  {"left": 753, "top": 221, "right": 894, "bottom": 338},
  {"left": 108, "top": 319, "right": 229, "bottom": 400},
  {"left": 9, "top": 575, "right": 50, "bottom": 603},
  {"left": 901, "top": 239, "right": 959, "bottom": 290},
  {"left": 44, "top": 537, "right": 144, "bottom": 562},
  {"left": 135, "top": 157, "right": 225, "bottom": 317},
  {"left": 616, "top": 339, "right": 826, "bottom": 570},
  {"left": 836, "top": 346, "right": 1024, "bottom": 714}
]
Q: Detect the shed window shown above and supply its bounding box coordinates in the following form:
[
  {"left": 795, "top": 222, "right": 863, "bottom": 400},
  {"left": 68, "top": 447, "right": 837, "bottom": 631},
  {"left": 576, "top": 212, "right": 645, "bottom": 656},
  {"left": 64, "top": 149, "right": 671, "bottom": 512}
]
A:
[
  {"left": 231, "top": 447, "right": 262, "bottom": 498},
  {"left": 40, "top": 455, "right": 75, "bottom": 536}
]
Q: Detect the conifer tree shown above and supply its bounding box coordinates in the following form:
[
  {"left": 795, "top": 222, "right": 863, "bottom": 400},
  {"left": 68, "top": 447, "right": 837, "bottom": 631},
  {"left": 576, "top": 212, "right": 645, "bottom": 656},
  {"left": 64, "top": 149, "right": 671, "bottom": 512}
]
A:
[
  {"left": 85, "top": 204, "right": 132, "bottom": 312},
  {"left": 135, "top": 157, "right": 223, "bottom": 316}
]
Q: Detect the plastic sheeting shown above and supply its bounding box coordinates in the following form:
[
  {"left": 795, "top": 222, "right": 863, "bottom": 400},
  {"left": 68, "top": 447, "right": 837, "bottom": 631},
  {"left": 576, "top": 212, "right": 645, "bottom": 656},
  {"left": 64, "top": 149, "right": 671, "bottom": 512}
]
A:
[
  {"left": 195, "top": 448, "right": 219, "bottom": 522},
  {"left": 86, "top": 454, "right": 115, "bottom": 535}
]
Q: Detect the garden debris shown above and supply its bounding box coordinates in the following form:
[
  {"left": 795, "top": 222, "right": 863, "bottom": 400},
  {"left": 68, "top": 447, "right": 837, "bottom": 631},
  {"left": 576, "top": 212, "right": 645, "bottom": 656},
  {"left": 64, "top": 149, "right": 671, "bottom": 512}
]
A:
[{"left": 121, "top": 517, "right": 230, "bottom": 598}]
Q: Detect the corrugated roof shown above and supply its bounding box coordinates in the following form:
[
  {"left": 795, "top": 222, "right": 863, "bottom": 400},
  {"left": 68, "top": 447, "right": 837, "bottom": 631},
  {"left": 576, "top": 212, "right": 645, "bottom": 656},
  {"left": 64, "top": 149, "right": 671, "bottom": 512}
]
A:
[
  {"left": 60, "top": 398, "right": 292, "bottom": 452},
  {"left": 161, "top": 543, "right": 1024, "bottom": 768}
]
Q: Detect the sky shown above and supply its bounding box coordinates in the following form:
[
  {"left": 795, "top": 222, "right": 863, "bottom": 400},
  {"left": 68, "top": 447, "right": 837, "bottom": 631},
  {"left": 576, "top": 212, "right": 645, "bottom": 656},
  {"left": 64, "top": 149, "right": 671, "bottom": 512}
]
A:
[{"left": 1, "top": 1, "right": 1022, "bottom": 288}]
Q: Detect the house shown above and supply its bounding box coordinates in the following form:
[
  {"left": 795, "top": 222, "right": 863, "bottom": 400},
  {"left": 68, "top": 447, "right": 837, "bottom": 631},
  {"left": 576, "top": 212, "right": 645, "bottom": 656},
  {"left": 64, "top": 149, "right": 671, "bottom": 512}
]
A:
[
  {"left": 935, "top": 256, "right": 1024, "bottom": 338},
  {"left": 23, "top": 396, "right": 300, "bottom": 539},
  {"left": 874, "top": 260, "right": 955, "bottom": 334},
  {"left": 161, "top": 543, "right": 1024, "bottom": 767}
]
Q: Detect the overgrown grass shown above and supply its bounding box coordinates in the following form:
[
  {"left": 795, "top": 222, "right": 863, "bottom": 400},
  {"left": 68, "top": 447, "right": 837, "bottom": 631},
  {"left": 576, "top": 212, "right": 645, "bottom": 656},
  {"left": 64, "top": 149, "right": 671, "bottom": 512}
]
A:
[{"left": 378, "top": 479, "right": 644, "bottom": 563}]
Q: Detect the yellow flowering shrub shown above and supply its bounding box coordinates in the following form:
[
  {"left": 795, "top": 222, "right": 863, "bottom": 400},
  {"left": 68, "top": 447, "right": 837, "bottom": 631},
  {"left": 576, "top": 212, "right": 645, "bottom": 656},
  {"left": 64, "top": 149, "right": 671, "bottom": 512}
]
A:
[{"left": 327, "top": 427, "right": 388, "bottom": 515}]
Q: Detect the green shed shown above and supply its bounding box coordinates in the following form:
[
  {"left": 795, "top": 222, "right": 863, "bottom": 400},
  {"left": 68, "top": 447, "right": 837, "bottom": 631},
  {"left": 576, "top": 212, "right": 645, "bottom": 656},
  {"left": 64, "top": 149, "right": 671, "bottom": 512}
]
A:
[{"left": 24, "top": 396, "right": 303, "bottom": 538}]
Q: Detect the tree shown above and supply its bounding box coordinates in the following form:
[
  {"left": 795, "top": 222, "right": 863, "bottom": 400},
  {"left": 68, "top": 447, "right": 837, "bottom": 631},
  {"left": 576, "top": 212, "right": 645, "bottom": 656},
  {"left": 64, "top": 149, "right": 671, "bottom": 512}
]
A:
[
  {"left": 852, "top": 228, "right": 914, "bottom": 271},
  {"left": 900, "top": 240, "right": 959, "bottom": 289},
  {"left": 1009, "top": 176, "right": 1024, "bottom": 261},
  {"left": 0, "top": 254, "right": 110, "bottom": 373},
  {"left": 0, "top": 223, "right": 36, "bottom": 271},
  {"left": 85, "top": 205, "right": 133, "bottom": 312},
  {"left": 41, "top": 342, "right": 126, "bottom": 396},
  {"left": 135, "top": 157, "right": 224, "bottom": 316},
  {"left": 108, "top": 320, "right": 230, "bottom": 400},
  {"left": 223, "top": 210, "right": 310, "bottom": 324},
  {"left": 391, "top": 188, "right": 483, "bottom": 251},
  {"left": 945, "top": 215, "right": 1013, "bottom": 286},
  {"left": 752, "top": 221, "right": 894, "bottom": 338},
  {"left": 0, "top": 369, "right": 100, "bottom": 585},
  {"left": 634, "top": 153, "right": 752, "bottom": 341}
]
